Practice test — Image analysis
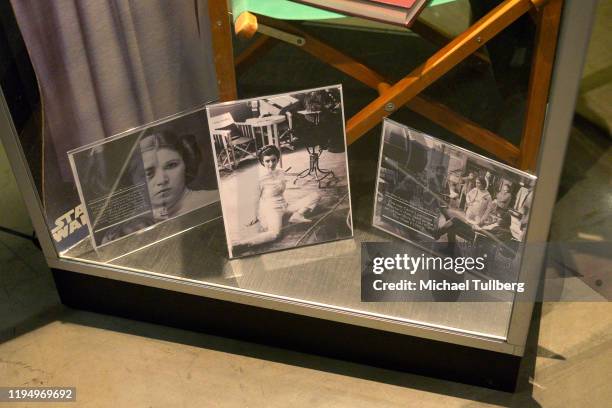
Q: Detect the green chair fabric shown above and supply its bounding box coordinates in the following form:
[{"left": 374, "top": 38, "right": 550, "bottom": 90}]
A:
[{"left": 231, "top": 0, "right": 457, "bottom": 22}]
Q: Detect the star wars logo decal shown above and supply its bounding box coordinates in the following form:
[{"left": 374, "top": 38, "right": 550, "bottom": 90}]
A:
[{"left": 51, "top": 204, "right": 87, "bottom": 243}]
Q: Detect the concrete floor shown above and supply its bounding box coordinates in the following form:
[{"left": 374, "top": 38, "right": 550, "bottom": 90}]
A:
[{"left": 1, "top": 5, "right": 611, "bottom": 408}]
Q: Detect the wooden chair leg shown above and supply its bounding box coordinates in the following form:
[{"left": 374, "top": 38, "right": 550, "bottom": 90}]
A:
[
  {"left": 411, "top": 20, "right": 491, "bottom": 69},
  {"left": 230, "top": 0, "right": 558, "bottom": 169},
  {"left": 518, "top": 0, "right": 563, "bottom": 171},
  {"left": 407, "top": 95, "right": 520, "bottom": 164},
  {"left": 345, "top": 0, "right": 532, "bottom": 144},
  {"left": 208, "top": 0, "right": 238, "bottom": 101},
  {"left": 257, "top": 15, "right": 392, "bottom": 92},
  {"left": 254, "top": 14, "right": 521, "bottom": 164}
]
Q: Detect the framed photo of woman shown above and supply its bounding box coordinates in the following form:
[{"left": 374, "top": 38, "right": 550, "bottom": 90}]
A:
[
  {"left": 206, "top": 85, "right": 354, "bottom": 258},
  {"left": 68, "top": 105, "right": 220, "bottom": 249}
]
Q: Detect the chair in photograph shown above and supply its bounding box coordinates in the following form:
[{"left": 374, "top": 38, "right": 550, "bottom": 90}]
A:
[
  {"left": 244, "top": 115, "right": 288, "bottom": 166},
  {"left": 211, "top": 128, "right": 235, "bottom": 170},
  {"left": 210, "top": 112, "right": 256, "bottom": 170},
  {"left": 234, "top": 120, "right": 258, "bottom": 156},
  {"left": 213, "top": 0, "right": 564, "bottom": 172},
  {"left": 279, "top": 111, "right": 296, "bottom": 150}
]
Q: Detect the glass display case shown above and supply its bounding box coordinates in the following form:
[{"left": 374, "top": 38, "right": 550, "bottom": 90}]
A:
[{"left": 0, "top": 0, "right": 597, "bottom": 390}]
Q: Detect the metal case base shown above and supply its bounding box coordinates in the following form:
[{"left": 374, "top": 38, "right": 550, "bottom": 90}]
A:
[{"left": 52, "top": 268, "right": 522, "bottom": 392}]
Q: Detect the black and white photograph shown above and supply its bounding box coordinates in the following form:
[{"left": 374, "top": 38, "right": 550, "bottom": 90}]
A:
[
  {"left": 373, "top": 119, "right": 537, "bottom": 282},
  {"left": 68, "top": 106, "right": 220, "bottom": 247},
  {"left": 207, "top": 85, "right": 354, "bottom": 258}
]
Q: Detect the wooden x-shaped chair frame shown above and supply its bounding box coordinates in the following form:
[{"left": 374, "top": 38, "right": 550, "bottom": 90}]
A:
[{"left": 207, "top": 0, "right": 563, "bottom": 172}]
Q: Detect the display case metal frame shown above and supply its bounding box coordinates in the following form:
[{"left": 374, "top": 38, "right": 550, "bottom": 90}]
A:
[{"left": 0, "top": 0, "right": 596, "bottom": 380}]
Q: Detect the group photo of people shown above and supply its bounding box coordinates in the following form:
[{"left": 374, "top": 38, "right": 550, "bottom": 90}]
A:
[
  {"left": 207, "top": 86, "right": 353, "bottom": 258},
  {"left": 374, "top": 120, "right": 536, "bottom": 280}
]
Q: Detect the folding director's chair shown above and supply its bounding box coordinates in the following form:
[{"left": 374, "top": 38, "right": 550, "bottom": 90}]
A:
[{"left": 206, "top": 0, "right": 563, "bottom": 172}]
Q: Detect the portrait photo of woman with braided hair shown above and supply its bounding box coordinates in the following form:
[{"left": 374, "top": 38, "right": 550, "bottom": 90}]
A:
[
  {"left": 69, "top": 107, "right": 219, "bottom": 247},
  {"left": 207, "top": 86, "right": 353, "bottom": 258}
]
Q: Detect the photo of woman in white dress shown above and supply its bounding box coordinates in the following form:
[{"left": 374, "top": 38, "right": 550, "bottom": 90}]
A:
[
  {"left": 233, "top": 145, "right": 319, "bottom": 249},
  {"left": 207, "top": 86, "right": 353, "bottom": 258}
]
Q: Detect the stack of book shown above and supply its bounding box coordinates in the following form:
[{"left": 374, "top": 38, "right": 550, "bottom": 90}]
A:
[{"left": 289, "top": 0, "right": 429, "bottom": 28}]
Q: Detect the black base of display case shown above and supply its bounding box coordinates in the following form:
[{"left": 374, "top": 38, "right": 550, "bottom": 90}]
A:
[{"left": 52, "top": 268, "right": 522, "bottom": 392}]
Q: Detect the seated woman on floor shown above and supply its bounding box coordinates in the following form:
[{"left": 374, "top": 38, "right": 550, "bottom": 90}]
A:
[{"left": 233, "top": 145, "right": 320, "bottom": 248}]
